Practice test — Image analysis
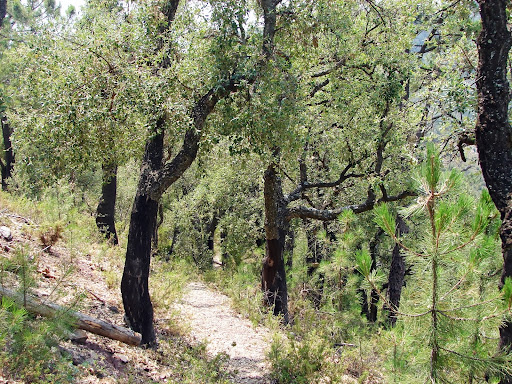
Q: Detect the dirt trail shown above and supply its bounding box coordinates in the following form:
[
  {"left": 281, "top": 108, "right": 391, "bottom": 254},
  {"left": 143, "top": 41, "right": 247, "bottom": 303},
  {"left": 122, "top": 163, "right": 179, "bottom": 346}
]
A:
[{"left": 175, "top": 282, "right": 273, "bottom": 384}]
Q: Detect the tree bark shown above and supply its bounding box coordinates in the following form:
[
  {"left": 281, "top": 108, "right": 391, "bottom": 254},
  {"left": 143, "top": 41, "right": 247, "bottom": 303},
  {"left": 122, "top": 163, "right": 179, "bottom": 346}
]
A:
[
  {"left": 121, "top": 130, "right": 163, "bottom": 346},
  {"left": 0, "top": 0, "right": 6, "bottom": 27},
  {"left": 207, "top": 214, "right": 219, "bottom": 253},
  {"left": 366, "top": 230, "right": 382, "bottom": 323},
  {"left": 262, "top": 164, "right": 289, "bottom": 323},
  {"left": 1, "top": 115, "right": 14, "bottom": 190},
  {"left": 474, "top": 2, "right": 512, "bottom": 378},
  {"left": 121, "top": 0, "right": 279, "bottom": 344},
  {"left": 284, "top": 227, "right": 295, "bottom": 268},
  {"left": 386, "top": 214, "right": 408, "bottom": 326},
  {"left": 152, "top": 203, "right": 164, "bottom": 252},
  {"left": 96, "top": 162, "right": 118, "bottom": 245},
  {"left": 0, "top": 286, "right": 141, "bottom": 346}
]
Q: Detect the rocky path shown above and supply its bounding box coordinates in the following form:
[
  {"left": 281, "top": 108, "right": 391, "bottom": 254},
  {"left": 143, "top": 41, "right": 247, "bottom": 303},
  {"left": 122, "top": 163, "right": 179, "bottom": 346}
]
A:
[{"left": 174, "top": 282, "right": 272, "bottom": 384}]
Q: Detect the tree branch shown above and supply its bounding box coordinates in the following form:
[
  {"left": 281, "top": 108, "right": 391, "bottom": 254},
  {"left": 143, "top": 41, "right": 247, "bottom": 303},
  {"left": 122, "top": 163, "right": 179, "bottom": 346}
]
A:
[
  {"left": 457, "top": 132, "right": 475, "bottom": 162},
  {"left": 287, "top": 187, "right": 377, "bottom": 220},
  {"left": 288, "top": 184, "right": 415, "bottom": 222},
  {"left": 311, "top": 58, "right": 346, "bottom": 78}
]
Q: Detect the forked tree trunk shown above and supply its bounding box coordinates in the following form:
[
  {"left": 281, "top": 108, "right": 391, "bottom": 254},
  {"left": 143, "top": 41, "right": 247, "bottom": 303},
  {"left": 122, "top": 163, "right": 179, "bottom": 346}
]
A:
[
  {"left": 474, "top": 2, "right": 512, "bottom": 382},
  {"left": 121, "top": 0, "right": 278, "bottom": 345},
  {"left": 96, "top": 162, "right": 118, "bottom": 245},
  {"left": 387, "top": 214, "right": 408, "bottom": 326},
  {"left": 1, "top": 116, "right": 14, "bottom": 190},
  {"left": 262, "top": 164, "right": 289, "bottom": 323}
]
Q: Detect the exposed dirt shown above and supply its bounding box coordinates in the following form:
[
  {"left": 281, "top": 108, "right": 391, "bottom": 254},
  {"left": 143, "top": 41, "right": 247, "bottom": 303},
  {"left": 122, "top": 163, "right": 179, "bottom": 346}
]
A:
[
  {"left": 175, "top": 282, "right": 272, "bottom": 384},
  {"left": 0, "top": 207, "right": 274, "bottom": 383}
]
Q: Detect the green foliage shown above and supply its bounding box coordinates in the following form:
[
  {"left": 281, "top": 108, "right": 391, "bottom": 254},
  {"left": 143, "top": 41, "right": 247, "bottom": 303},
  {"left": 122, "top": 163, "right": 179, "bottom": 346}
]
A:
[
  {"left": 374, "top": 204, "right": 396, "bottom": 237},
  {"left": 0, "top": 245, "right": 77, "bottom": 384},
  {"left": 156, "top": 337, "right": 231, "bottom": 384},
  {"left": 503, "top": 278, "right": 512, "bottom": 310},
  {"left": 371, "top": 146, "right": 509, "bottom": 382},
  {"left": 355, "top": 249, "right": 372, "bottom": 278},
  {"left": 0, "top": 296, "right": 76, "bottom": 383},
  {"left": 268, "top": 331, "right": 327, "bottom": 384}
]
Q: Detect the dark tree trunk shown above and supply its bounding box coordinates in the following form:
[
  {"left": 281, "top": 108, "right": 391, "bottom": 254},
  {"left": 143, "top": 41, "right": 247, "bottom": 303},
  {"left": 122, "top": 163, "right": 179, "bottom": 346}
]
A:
[
  {"left": 359, "top": 287, "right": 369, "bottom": 318},
  {"left": 284, "top": 227, "right": 295, "bottom": 268},
  {"left": 121, "top": 0, "right": 278, "bottom": 345},
  {"left": 360, "top": 230, "right": 383, "bottom": 323},
  {"left": 305, "top": 219, "right": 318, "bottom": 275},
  {"left": 262, "top": 164, "right": 289, "bottom": 323},
  {"left": 367, "top": 231, "right": 381, "bottom": 323},
  {"left": 207, "top": 214, "right": 219, "bottom": 252},
  {"left": 386, "top": 214, "right": 408, "bottom": 326},
  {"left": 152, "top": 203, "right": 164, "bottom": 252},
  {"left": 122, "top": 83, "right": 237, "bottom": 344},
  {"left": 1, "top": 116, "right": 14, "bottom": 190},
  {"left": 474, "top": 2, "right": 512, "bottom": 377},
  {"left": 164, "top": 227, "right": 179, "bottom": 261},
  {"left": 303, "top": 220, "right": 324, "bottom": 307},
  {"left": 0, "top": 0, "right": 6, "bottom": 27},
  {"left": 96, "top": 162, "right": 118, "bottom": 245},
  {"left": 121, "top": 131, "right": 164, "bottom": 346}
]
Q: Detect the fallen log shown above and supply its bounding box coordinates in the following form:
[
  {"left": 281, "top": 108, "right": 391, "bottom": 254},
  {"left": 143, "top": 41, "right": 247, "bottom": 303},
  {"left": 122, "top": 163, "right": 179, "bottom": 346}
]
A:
[{"left": 0, "top": 286, "right": 141, "bottom": 346}]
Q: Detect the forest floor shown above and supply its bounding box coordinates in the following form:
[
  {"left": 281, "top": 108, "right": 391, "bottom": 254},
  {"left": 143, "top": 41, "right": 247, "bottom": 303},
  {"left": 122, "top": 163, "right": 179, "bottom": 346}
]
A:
[{"left": 0, "top": 206, "right": 275, "bottom": 383}]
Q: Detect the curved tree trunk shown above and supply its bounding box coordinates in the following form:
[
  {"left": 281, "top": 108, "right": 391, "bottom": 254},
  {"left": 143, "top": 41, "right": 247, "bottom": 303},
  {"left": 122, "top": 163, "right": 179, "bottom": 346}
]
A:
[
  {"left": 474, "top": 2, "right": 512, "bottom": 381},
  {"left": 96, "top": 162, "right": 118, "bottom": 245},
  {"left": 121, "top": 131, "right": 164, "bottom": 346},
  {"left": 121, "top": 0, "right": 278, "bottom": 345},
  {"left": 262, "top": 164, "right": 289, "bottom": 323},
  {"left": 1, "top": 116, "right": 14, "bottom": 190}
]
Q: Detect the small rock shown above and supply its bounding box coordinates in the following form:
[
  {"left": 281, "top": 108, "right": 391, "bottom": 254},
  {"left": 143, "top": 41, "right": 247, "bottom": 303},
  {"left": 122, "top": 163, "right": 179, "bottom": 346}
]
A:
[
  {"left": 0, "top": 226, "right": 12, "bottom": 241},
  {"left": 114, "top": 353, "right": 129, "bottom": 364},
  {"left": 109, "top": 305, "right": 120, "bottom": 314},
  {"left": 69, "top": 329, "right": 88, "bottom": 344}
]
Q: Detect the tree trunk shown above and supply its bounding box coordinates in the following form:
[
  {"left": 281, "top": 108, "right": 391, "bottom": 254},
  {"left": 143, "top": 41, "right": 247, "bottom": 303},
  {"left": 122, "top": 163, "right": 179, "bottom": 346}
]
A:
[
  {"left": 207, "top": 214, "right": 219, "bottom": 252},
  {"left": 1, "top": 115, "right": 14, "bottom": 190},
  {"left": 0, "top": 0, "right": 6, "bottom": 27},
  {"left": 367, "top": 231, "right": 381, "bottom": 323},
  {"left": 95, "top": 162, "right": 118, "bottom": 245},
  {"left": 262, "top": 164, "right": 289, "bottom": 323},
  {"left": 474, "top": 2, "right": 512, "bottom": 377},
  {"left": 164, "top": 227, "right": 179, "bottom": 261},
  {"left": 121, "top": 131, "right": 164, "bottom": 346},
  {"left": 152, "top": 203, "right": 164, "bottom": 252},
  {"left": 284, "top": 227, "right": 295, "bottom": 268},
  {"left": 386, "top": 214, "right": 408, "bottom": 326},
  {"left": 0, "top": 286, "right": 141, "bottom": 346},
  {"left": 305, "top": 219, "right": 318, "bottom": 275},
  {"left": 120, "top": 0, "right": 277, "bottom": 345}
]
